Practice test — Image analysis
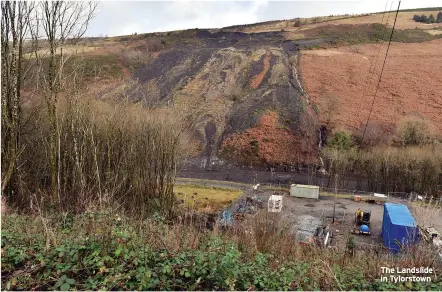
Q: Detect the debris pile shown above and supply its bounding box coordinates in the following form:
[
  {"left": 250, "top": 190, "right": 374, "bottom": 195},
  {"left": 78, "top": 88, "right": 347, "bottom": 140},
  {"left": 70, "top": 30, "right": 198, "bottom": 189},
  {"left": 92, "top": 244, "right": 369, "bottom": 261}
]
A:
[{"left": 292, "top": 215, "right": 331, "bottom": 246}]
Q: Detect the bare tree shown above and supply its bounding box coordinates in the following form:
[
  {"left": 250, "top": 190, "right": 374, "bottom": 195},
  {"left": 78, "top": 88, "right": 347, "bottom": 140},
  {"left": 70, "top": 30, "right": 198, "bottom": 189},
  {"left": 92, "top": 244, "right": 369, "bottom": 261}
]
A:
[
  {"left": 1, "top": 1, "right": 34, "bottom": 198},
  {"left": 321, "top": 92, "right": 340, "bottom": 129},
  {"left": 30, "top": 1, "right": 97, "bottom": 203}
]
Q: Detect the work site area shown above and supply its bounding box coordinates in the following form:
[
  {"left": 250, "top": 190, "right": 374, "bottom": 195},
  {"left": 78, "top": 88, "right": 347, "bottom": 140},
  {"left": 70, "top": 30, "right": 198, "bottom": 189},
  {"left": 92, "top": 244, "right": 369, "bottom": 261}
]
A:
[{"left": 176, "top": 178, "right": 442, "bottom": 256}]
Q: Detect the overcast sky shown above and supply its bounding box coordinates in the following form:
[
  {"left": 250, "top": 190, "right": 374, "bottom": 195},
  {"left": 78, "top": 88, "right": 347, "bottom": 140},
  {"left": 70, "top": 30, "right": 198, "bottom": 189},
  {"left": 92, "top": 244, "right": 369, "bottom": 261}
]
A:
[{"left": 86, "top": 0, "right": 442, "bottom": 37}]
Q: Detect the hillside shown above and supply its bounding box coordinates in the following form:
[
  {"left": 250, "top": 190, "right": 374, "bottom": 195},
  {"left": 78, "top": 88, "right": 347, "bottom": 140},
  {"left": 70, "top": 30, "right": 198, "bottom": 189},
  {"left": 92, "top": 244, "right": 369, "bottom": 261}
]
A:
[
  {"left": 63, "top": 8, "right": 442, "bottom": 167},
  {"left": 301, "top": 39, "right": 442, "bottom": 136}
]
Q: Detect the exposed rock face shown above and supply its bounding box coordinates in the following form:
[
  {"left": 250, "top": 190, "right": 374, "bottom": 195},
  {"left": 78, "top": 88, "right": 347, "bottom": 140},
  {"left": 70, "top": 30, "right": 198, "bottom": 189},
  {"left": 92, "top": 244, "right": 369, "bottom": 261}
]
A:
[{"left": 94, "top": 30, "right": 319, "bottom": 167}]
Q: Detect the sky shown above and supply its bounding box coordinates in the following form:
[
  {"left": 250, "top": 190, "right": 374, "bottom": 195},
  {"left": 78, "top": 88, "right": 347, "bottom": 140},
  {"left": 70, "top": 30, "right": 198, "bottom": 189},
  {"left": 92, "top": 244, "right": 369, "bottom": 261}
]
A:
[{"left": 86, "top": 0, "right": 442, "bottom": 37}]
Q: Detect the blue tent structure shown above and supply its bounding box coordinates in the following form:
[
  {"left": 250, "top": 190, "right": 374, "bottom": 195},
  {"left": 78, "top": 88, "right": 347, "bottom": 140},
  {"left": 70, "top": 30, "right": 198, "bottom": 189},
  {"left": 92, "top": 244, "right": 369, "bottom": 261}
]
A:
[{"left": 381, "top": 203, "right": 419, "bottom": 252}]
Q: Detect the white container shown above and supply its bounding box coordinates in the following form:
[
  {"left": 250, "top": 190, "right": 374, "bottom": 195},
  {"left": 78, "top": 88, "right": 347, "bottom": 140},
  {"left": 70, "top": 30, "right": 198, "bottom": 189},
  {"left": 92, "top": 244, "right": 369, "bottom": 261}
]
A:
[
  {"left": 290, "top": 184, "right": 319, "bottom": 199},
  {"left": 268, "top": 195, "right": 283, "bottom": 213}
]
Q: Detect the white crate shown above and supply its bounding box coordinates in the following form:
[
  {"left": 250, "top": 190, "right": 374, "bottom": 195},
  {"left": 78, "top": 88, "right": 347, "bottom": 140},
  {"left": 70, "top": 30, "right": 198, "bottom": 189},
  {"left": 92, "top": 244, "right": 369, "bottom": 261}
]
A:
[{"left": 268, "top": 195, "right": 283, "bottom": 213}]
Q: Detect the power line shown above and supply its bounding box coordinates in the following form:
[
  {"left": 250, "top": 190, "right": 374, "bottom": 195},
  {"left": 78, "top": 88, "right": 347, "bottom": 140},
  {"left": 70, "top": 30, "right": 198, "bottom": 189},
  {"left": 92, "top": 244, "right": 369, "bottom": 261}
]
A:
[
  {"left": 362, "top": 1, "right": 393, "bottom": 101},
  {"left": 360, "top": 0, "right": 401, "bottom": 146},
  {"left": 361, "top": 0, "right": 391, "bottom": 99}
]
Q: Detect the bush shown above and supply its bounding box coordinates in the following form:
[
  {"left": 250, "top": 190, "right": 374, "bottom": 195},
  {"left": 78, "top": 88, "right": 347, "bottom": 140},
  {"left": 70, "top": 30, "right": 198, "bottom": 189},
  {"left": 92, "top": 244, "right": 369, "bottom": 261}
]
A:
[
  {"left": 356, "top": 121, "right": 390, "bottom": 148},
  {"left": 14, "top": 96, "right": 194, "bottom": 217},
  {"left": 412, "top": 13, "right": 441, "bottom": 23},
  {"left": 327, "top": 131, "right": 354, "bottom": 150},
  {"left": 120, "top": 49, "right": 147, "bottom": 70},
  {"left": 413, "top": 14, "right": 422, "bottom": 22},
  {"left": 395, "top": 116, "right": 436, "bottom": 146},
  {"left": 437, "top": 12, "right": 442, "bottom": 23},
  {"left": 428, "top": 14, "right": 436, "bottom": 24},
  {"left": 324, "top": 145, "right": 442, "bottom": 194}
]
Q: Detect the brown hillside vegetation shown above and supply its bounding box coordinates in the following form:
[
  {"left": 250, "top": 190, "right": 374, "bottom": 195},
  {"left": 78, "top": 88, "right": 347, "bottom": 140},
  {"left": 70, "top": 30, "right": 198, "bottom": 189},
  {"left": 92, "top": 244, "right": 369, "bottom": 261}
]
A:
[
  {"left": 221, "top": 112, "right": 317, "bottom": 165},
  {"left": 242, "top": 10, "right": 442, "bottom": 34},
  {"left": 320, "top": 10, "right": 442, "bottom": 30},
  {"left": 300, "top": 39, "right": 442, "bottom": 134}
]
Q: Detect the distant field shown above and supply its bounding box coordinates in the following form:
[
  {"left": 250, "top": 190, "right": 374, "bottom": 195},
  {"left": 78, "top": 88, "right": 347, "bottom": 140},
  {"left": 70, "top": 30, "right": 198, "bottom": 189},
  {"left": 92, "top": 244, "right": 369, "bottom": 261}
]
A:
[
  {"left": 313, "top": 10, "right": 442, "bottom": 30},
  {"left": 24, "top": 45, "right": 100, "bottom": 58},
  {"left": 240, "top": 10, "right": 442, "bottom": 34},
  {"left": 173, "top": 185, "right": 242, "bottom": 213}
]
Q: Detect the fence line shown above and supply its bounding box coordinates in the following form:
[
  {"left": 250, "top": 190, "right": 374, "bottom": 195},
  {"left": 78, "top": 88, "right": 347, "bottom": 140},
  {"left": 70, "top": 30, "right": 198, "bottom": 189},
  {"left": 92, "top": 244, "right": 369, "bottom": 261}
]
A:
[{"left": 176, "top": 177, "right": 441, "bottom": 207}]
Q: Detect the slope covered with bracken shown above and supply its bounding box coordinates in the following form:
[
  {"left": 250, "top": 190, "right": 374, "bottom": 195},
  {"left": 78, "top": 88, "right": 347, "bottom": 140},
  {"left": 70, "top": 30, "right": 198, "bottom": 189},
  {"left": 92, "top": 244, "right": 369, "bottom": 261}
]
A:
[{"left": 300, "top": 39, "right": 442, "bottom": 137}]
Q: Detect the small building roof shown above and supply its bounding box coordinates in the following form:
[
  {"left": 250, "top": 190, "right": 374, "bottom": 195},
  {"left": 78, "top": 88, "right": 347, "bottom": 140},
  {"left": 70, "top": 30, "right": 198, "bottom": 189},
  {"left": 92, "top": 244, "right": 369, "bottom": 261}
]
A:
[
  {"left": 384, "top": 203, "right": 417, "bottom": 227},
  {"left": 269, "top": 195, "right": 283, "bottom": 201},
  {"left": 290, "top": 184, "right": 319, "bottom": 189}
]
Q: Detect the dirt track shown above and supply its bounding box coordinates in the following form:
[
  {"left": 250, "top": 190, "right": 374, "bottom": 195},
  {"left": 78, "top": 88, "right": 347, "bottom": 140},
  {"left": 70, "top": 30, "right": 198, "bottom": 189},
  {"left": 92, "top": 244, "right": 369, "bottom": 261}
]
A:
[{"left": 300, "top": 39, "right": 442, "bottom": 135}]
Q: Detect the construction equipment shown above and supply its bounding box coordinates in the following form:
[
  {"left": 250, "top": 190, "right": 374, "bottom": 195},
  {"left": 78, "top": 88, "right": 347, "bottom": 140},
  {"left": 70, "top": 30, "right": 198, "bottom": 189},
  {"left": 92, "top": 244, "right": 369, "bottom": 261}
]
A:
[
  {"left": 350, "top": 224, "right": 371, "bottom": 236},
  {"left": 419, "top": 226, "right": 442, "bottom": 260},
  {"left": 246, "top": 194, "right": 264, "bottom": 209},
  {"left": 420, "top": 226, "right": 441, "bottom": 243},
  {"left": 419, "top": 226, "right": 442, "bottom": 249},
  {"left": 220, "top": 210, "right": 234, "bottom": 227},
  {"left": 355, "top": 208, "right": 371, "bottom": 226},
  {"left": 360, "top": 224, "right": 371, "bottom": 235}
]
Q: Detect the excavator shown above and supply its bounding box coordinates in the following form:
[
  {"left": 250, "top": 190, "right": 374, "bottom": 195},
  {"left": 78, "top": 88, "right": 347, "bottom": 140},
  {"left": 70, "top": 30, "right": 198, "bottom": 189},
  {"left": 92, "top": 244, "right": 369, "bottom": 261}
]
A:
[
  {"left": 353, "top": 208, "right": 371, "bottom": 235},
  {"left": 355, "top": 208, "right": 371, "bottom": 226}
]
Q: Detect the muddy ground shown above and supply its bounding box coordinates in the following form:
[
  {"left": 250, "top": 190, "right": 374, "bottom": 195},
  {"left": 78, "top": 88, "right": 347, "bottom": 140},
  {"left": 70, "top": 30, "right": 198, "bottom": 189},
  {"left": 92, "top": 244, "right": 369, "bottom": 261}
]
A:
[
  {"left": 229, "top": 188, "right": 386, "bottom": 247},
  {"left": 177, "top": 176, "right": 442, "bottom": 249},
  {"left": 179, "top": 166, "right": 341, "bottom": 188}
]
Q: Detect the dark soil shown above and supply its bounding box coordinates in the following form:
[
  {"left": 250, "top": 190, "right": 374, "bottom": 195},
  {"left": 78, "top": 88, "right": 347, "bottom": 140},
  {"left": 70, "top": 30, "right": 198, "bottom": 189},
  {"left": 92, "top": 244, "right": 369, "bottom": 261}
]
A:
[{"left": 178, "top": 165, "right": 330, "bottom": 186}]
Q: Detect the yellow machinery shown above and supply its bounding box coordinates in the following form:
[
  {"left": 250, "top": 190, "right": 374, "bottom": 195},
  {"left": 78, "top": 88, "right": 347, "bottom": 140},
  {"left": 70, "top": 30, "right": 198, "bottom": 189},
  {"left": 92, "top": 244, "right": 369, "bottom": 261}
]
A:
[{"left": 355, "top": 208, "right": 371, "bottom": 226}]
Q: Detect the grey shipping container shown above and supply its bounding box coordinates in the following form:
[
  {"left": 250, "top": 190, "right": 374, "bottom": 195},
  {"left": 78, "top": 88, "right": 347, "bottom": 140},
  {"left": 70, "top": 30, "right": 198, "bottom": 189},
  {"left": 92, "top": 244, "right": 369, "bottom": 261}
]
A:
[{"left": 290, "top": 184, "right": 319, "bottom": 199}]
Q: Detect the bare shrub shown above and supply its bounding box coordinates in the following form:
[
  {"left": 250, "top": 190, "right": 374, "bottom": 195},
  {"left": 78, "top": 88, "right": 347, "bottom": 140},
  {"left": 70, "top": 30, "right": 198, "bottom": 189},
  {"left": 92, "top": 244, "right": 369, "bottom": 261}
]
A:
[
  {"left": 325, "top": 145, "right": 442, "bottom": 195},
  {"left": 293, "top": 19, "right": 302, "bottom": 27},
  {"left": 145, "top": 38, "right": 163, "bottom": 52},
  {"left": 356, "top": 121, "right": 391, "bottom": 147},
  {"left": 17, "top": 91, "right": 195, "bottom": 217},
  {"left": 319, "top": 92, "right": 340, "bottom": 129},
  {"left": 395, "top": 116, "right": 438, "bottom": 146},
  {"left": 411, "top": 203, "right": 441, "bottom": 228},
  {"left": 120, "top": 49, "right": 147, "bottom": 70}
]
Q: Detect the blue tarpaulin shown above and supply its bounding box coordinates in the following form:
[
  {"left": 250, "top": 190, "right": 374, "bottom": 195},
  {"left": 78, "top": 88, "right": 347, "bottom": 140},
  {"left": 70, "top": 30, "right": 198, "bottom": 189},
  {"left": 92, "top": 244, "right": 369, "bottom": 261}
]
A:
[{"left": 381, "top": 203, "right": 419, "bottom": 252}]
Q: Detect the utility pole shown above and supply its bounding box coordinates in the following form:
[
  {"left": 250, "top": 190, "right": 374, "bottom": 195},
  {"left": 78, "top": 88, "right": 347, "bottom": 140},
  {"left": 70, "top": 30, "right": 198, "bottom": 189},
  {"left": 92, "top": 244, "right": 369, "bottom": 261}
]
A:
[{"left": 333, "top": 174, "right": 337, "bottom": 223}]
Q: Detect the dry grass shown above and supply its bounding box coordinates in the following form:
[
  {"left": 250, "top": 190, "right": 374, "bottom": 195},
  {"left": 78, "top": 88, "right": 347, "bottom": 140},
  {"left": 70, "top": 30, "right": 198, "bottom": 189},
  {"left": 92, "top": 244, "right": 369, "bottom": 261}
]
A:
[
  {"left": 411, "top": 203, "right": 442, "bottom": 228},
  {"left": 321, "top": 10, "right": 442, "bottom": 30},
  {"left": 245, "top": 10, "right": 442, "bottom": 34},
  {"left": 174, "top": 185, "right": 242, "bottom": 212},
  {"left": 24, "top": 45, "right": 100, "bottom": 59},
  {"left": 427, "top": 29, "right": 442, "bottom": 35}
]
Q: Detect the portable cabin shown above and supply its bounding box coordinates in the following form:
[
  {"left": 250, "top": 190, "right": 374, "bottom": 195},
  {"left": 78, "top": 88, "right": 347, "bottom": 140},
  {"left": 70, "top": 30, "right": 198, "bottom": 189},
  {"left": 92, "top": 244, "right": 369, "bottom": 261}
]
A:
[
  {"left": 381, "top": 203, "right": 419, "bottom": 252},
  {"left": 290, "top": 184, "right": 319, "bottom": 199},
  {"left": 268, "top": 195, "right": 283, "bottom": 213}
]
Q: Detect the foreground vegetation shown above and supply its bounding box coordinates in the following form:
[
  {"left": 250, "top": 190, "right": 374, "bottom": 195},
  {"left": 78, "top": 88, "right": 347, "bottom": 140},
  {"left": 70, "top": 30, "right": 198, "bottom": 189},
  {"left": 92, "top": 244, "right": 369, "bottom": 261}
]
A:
[{"left": 2, "top": 211, "right": 442, "bottom": 291}]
